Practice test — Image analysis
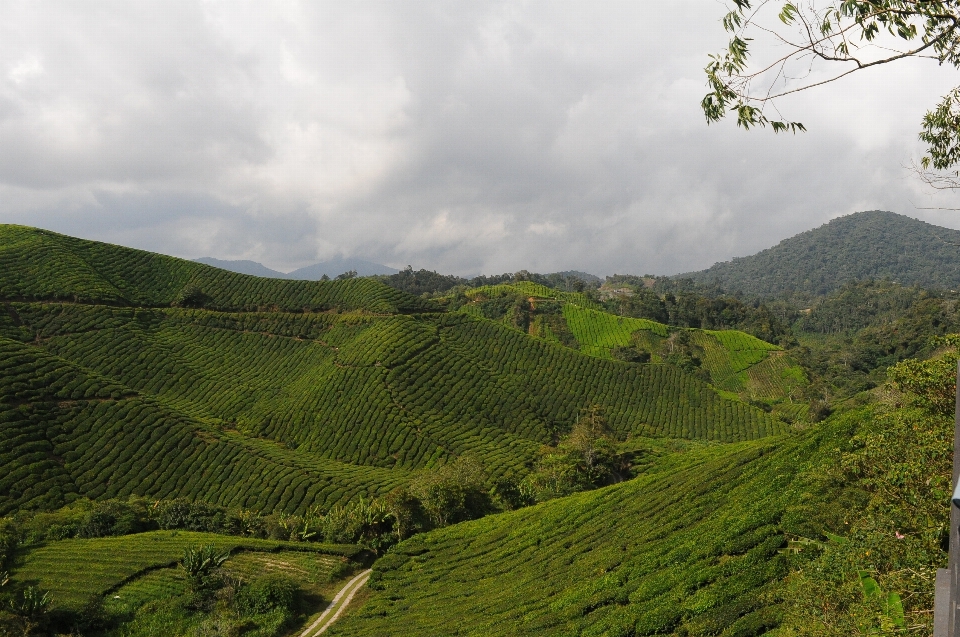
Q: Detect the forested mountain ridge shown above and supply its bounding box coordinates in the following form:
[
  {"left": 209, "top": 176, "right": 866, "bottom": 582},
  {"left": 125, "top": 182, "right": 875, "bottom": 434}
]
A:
[{"left": 678, "top": 210, "right": 960, "bottom": 298}]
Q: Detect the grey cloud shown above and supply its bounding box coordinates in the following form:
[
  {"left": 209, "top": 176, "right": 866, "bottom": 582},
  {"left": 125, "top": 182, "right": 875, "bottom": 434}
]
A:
[{"left": 1, "top": 1, "right": 958, "bottom": 277}]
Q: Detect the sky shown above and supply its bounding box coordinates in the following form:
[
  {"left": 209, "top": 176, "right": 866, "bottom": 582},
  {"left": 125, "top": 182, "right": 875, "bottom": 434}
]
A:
[{"left": 1, "top": 1, "right": 959, "bottom": 277}]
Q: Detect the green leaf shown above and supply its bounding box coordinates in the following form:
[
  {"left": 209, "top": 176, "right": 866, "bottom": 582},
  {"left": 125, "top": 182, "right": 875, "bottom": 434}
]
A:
[
  {"left": 858, "top": 570, "right": 882, "bottom": 599},
  {"left": 779, "top": 3, "right": 798, "bottom": 24},
  {"left": 886, "top": 591, "right": 905, "bottom": 628},
  {"left": 824, "top": 531, "right": 847, "bottom": 545}
]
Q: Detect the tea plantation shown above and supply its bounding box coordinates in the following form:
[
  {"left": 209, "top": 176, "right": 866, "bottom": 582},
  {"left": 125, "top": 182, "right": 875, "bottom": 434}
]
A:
[
  {"left": 0, "top": 225, "right": 789, "bottom": 519},
  {"left": 330, "top": 421, "right": 845, "bottom": 637},
  {"left": 15, "top": 530, "right": 361, "bottom": 610}
]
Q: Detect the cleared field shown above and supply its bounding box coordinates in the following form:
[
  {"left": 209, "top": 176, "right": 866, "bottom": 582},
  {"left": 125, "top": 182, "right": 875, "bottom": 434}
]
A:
[
  {"left": 12, "top": 530, "right": 361, "bottom": 610},
  {"left": 561, "top": 304, "right": 668, "bottom": 357}
]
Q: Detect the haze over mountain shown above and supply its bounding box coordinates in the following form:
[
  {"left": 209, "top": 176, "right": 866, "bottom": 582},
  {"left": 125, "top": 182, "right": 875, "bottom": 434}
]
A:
[
  {"left": 193, "top": 257, "right": 287, "bottom": 278},
  {"left": 679, "top": 210, "right": 960, "bottom": 297},
  {"left": 194, "top": 256, "right": 399, "bottom": 280}
]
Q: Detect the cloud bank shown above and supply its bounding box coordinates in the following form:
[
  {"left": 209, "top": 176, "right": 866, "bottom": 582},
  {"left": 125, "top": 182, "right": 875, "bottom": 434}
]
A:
[{"left": 1, "top": 1, "right": 958, "bottom": 275}]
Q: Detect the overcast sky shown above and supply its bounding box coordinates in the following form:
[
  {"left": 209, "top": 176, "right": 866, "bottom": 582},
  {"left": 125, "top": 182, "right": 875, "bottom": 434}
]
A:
[{"left": 1, "top": 1, "right": 958, "bottom": 276}]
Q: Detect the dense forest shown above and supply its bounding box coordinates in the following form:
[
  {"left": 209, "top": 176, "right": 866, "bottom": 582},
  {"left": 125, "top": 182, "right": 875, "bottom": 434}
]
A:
[{"left": 679, "top": 210, "right": 960, "bottom": 298}]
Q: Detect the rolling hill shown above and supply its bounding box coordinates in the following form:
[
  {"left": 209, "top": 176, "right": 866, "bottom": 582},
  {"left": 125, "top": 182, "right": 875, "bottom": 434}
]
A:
[
  {"left": 0, "top": 225, "right": 785, "bottom": 519},
  {"left": 678, "top": 210, "right": 960, "bottom": 297},
  {"left": 449, "top": 281, "right": 808, "bottom": 420},
  {"left": 331, "top": 417, "right": 852, "bottom": 636}
]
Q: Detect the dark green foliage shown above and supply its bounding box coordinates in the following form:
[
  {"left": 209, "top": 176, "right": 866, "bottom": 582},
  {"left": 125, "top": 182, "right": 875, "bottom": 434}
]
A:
[
  {"left": 180, "top": 544, "right": 230, "bottom": 593},
  {"left": 171, "top": 284, "right": 210, "bottom": 308},
  {"left": 157, "top": 499, "right": 227, "bottom": 533},
  {"left": 521, "top": 407, "right": 629, "bottom": 501},
  {"left": 407, "top": 457, "right": 492, "bottom": 528},
  {"left": 680, "top": 210, "right": 960, "bottom": 298},
  {"left": 377, "top": 267, "right": 600, "bottom": 298},
  {"left": 75, "top": 500, "right": 152, "bottom": 538},
  {"left": 611, "top": 345, "right": 649, "bottom": 363},
  {"left": 796, "top": 279, "right": 929, "bottom": 334},
  {"left": 601, "top": 279, "right": 793, "bottom": 344},
  {"left": 0, "top": 521, "right": 19, "bottom": 571},
  {"left": 235, "top": 573, "right": 299, "bottom": 616},
  {"left": 793, "top": 286, "right": 960, "bottom": 396}
]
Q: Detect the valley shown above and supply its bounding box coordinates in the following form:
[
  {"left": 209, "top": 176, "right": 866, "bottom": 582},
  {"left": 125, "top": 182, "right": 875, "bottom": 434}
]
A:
[{"left": 0, "top": 212, "right": 957, "bottom": 635}]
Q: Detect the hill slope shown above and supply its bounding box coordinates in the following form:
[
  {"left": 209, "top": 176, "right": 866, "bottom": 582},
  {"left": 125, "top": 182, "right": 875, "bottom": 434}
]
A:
[
  {"left": 679, "top": 210, "right": 960, "bottom": 297},
  {"left": 332, "top": 421, "right": 846, "bottom": 636},
  {"left": 0, "top": 226, "right": 784, "bottom": 518},
  {"left": 0, "top": 225, "right": 426, "bottom": 313}
]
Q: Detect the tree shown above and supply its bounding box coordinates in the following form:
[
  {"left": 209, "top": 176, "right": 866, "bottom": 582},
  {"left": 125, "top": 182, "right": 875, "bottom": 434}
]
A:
[
  {"left": 521, "top": 406, "right": 630, "bottom": 501},
  {"left": 703, "top": 1, "right": 960, "bottom": 181}
]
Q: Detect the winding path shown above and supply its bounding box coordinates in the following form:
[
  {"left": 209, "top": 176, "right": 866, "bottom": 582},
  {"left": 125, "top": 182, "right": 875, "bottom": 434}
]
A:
[{"left": 298, "top": 568, "right": 373, "bottom": 636}]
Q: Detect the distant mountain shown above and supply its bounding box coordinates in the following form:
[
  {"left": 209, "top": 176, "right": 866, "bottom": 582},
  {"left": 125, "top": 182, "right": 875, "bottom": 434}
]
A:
[
  {"left": 194, "top": 256, "right": 398, "bottom": 279},
  {"left": 678, "top": 210, "right": 960, "bottom": 297},
  {"left": 287, "top": 257, "right": 398, "bottom": 279},
  {"left": 193, "top": 257, "right": 287, "bottom": 278}
]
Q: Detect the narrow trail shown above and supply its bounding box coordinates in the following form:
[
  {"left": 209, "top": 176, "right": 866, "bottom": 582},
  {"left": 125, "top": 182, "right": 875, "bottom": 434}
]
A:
[{"left": 298, "top": 568, "right": 372, "bottom": 637}]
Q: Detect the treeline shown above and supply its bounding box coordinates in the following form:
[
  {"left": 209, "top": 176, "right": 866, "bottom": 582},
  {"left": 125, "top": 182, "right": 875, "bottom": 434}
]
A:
[
  {"left": 794, "top": 284, "right": 960, "bottom": 397},
  {"left": 375, "top": 267, "right": 601, "bottom": 297},
  {"left": 0, "top": 410, "right": 631, "bottom": 571},
  {"left": 601, "top": 275, "right": 795, "bottom": 345}
]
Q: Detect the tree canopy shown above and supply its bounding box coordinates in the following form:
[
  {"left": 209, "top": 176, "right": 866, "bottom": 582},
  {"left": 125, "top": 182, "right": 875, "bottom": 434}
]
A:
[{"left": 703, "top": 1, "right": 960, "bottom": 176}]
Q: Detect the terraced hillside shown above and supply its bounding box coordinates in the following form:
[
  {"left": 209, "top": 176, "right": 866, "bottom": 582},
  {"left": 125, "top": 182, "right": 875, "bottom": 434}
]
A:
[
  {"left": 0, "top": 225, "right": 430, "bottom": 313},
  {"left": 331, "top": 421, "right": 845, "bottom": 637},
  {"left": 0, "top": 225, "right": 783, "bottom": 519},
  {"left": 452, "top": 282, "right": 808, "bottom": 413},
  {"left": 15, "top": 530, "right": 362, "bottom": 611}
]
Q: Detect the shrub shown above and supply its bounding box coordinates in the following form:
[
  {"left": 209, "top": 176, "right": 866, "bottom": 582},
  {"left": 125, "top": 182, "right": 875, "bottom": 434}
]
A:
[
  {"left": 157, "top": 499, "right": 227, "bottom": 532},
  {"left": 76, "top": 500, "right": 149, "bottom": 538},
  {"left": 180, "top": 544, "right": 230, "bottom": 595},
  {"left": 172, "top": 284, "right": 210, "bottom": 308},
  {"left": 611, "top": 345, "right": 650, "bottom": 363},
  {"left": 235, "top": 574, "right": 299, "bottom": 616},
  {"left": 521, "top": 406, "right": 629, "bottom": 501},
  {"left": 408, "top": 456, "right": 492, "bottom": 528},
  {"left": 0, "top": 521, "right": 20, "bottom": 570}
]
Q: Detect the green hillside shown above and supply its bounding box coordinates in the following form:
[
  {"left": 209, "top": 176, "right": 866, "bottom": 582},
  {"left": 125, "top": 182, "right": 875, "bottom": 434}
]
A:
[
  {"left": 0, "top": 225, "right": 431, "bottom": 313},
  {"left": 332, "top": 389, "right": 947, "bottom": 636},
  {"left": 15, "top": 530, "right": 360, "bottom": 611},
  {"left": 331, "top": 426, "right": 829, "bottom": 636},
  {"left": 451, "top": 282, "right": 808, "bottom": 414},
  {"left": 678, "top": 210, "right": 960, "bottom": 298},
  {"left": 0, "top": 226, "right": 784, "bottom": 519}
]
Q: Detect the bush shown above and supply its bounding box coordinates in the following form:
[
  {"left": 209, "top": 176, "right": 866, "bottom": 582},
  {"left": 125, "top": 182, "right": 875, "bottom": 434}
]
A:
[
  {"left": 157, "top": 499, "right": 227, "bottom": 532},
  {"left": 180, "top": 544, "right": 230, "bottom": 595},
  {"left": 235, "top": 574, "right": 299, "bottom": 616},
  {"left": 0, "top": 521, "right": 20, "bottom": 570},
  {"left": 611, "top": 345, "right": 650, "bottom": 363},
  {"left": 521, "top": 406, "right": 629, "bottom": 502},
  {"left": 408, "top": 456, "right": 492, "bottom": 528},
  {"left": 172, "top": 284, "right": 210, "bottom": 308},
  {"left": 76, "top": 500, "right": 150, "bottom": 538}
]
